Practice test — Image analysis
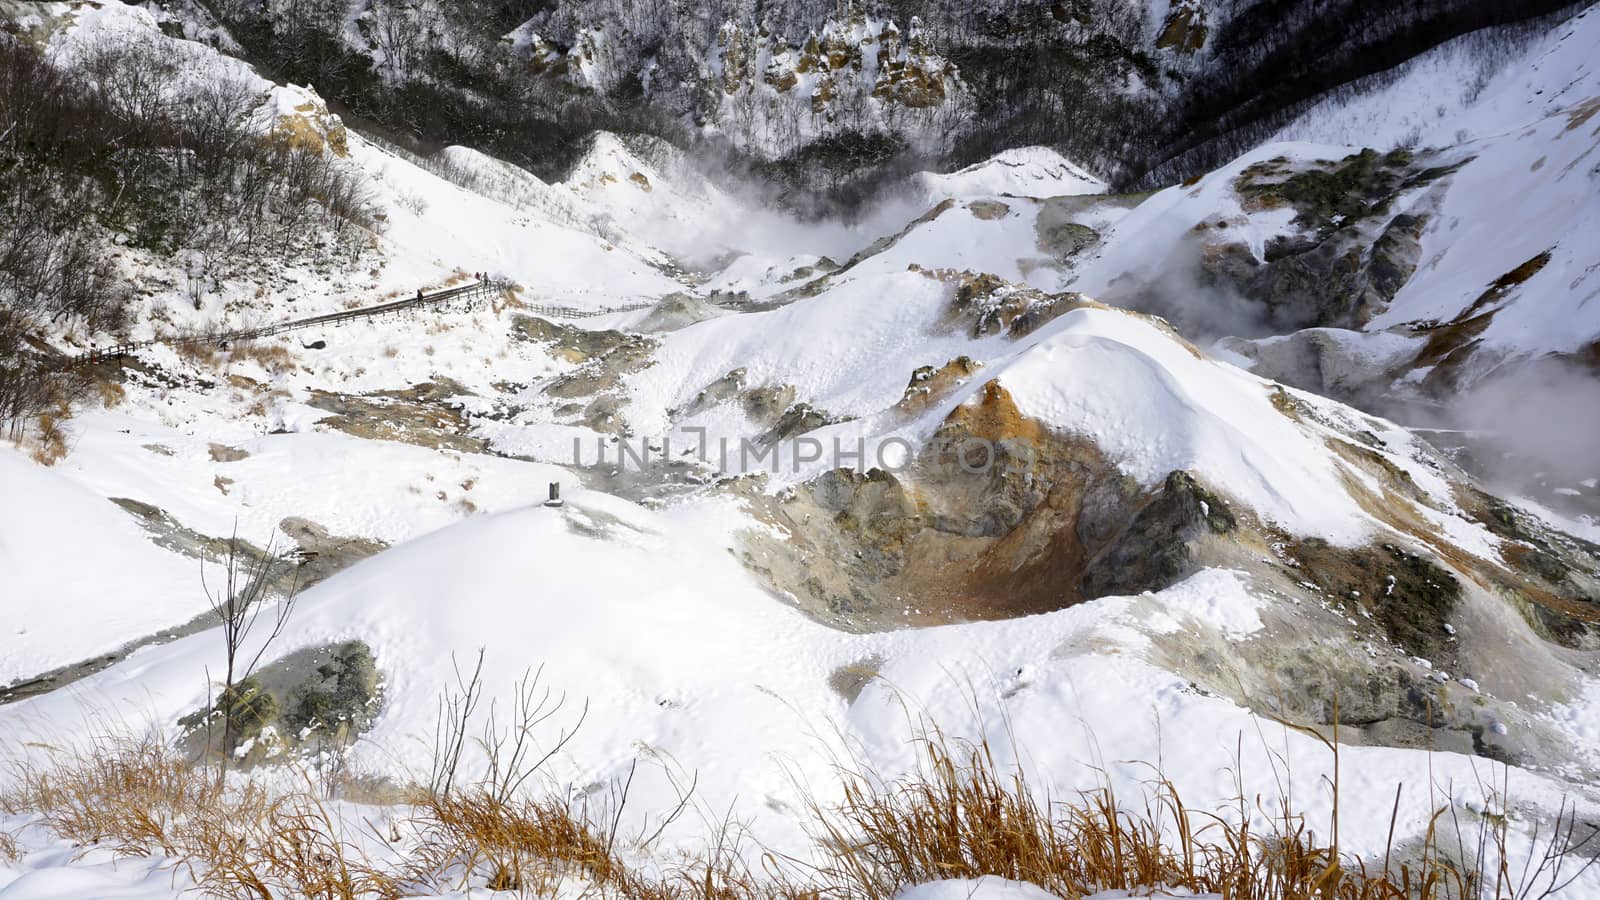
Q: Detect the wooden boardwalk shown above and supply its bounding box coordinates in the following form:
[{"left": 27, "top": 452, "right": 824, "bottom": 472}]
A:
[{"left": 71, "top": 280, "right": 653, "bottom": 366}]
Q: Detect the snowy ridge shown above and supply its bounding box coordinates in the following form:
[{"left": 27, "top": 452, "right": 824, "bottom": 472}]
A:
[{"left": 914, "top": 147, "right": 1108, "bottom": 200}]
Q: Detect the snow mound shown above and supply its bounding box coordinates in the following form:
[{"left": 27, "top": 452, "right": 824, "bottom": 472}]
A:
[
  {"left": 638, "top": 264, "right": 1384, "bottom": 542},
  {"left": 7, "top": 494, "right": 1592, "bottom": 877},
  {"left": 0, "top": 448, "right": 200, "bottom": 684},
  {"left": 992, "top": 308, "right": 1374, "bottom": 543}
]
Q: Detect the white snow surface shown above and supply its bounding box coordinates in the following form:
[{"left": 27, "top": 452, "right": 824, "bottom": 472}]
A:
[
  {"left": 0, "top": 449, "right": 203, "bottom": 684},
  {"left": 914, "top": 147, "right": 1108, "bottom": 200},
  {"left": 994, "top": 309, "right": 1373, "bottom": 542},
  {"left": 894, "top": 878, "right": 1066, "bottom": 900},
  {"left": 5, "top": 501, "right": 1598, "bottom": 895},
  {"left": 5, "top": 3, "right": 1600, "bottom": 898}
]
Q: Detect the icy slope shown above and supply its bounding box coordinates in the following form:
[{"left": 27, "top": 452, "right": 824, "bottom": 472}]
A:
[
  {"left": 6, "top": 493, "right": 1598, "bottom": 883},
  {"left": 356, "top": 132, "right": 678, "bottom": 308},
  {"left": 0, "top": 450, "right": 200, "bottom": 685},
  {"left": 1281, "top": 1, "right": 1600, "bottom": 362}
]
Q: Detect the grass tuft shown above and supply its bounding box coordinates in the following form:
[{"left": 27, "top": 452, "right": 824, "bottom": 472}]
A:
[{"left": 4, "top": 707, "right": 1595, "bottom": 899}]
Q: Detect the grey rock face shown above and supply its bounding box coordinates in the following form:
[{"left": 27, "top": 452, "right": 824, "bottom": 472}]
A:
[
  {"left": 1079, "top": 470, "right": 1236, "bottom": 599},
  {"left": 179, "top": 640, "right": 385, "bottom": 766}
]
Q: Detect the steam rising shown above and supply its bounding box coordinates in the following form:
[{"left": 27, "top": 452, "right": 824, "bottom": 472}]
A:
[{"left": 1441, "top": 358, "right": 1600, "bottom": 497}]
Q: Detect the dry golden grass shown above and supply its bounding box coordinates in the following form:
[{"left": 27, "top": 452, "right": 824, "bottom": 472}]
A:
[
  {"left": 803, "top": 718, "right": 1600, "bottom": 900},
  {"left": 4, "top": 719, "right": 1594, "bottom": 900},
  {"left": 407, "top": 787, "right": 811, "bottom": 900},
  {"left": 228, "top": 342, "right": 294, "bottom": 376},
  {"left": 406, "top": 789, "right": 622, "bottom": 895},
  {"left": 1, "top": 730, "right": 396, "bottom": 900},
  {"left": 30, "top": 410, "right": 68, "bottom": 466},
  {"left": 92, "top": 373, "right": 127, "bottom": 409},
  {"left": 494, "top": 287, "right": 527, "bottom": 315},
  {"left": 173, "top": 340, "right": 221, "bottom": 367},
  {"left": 805, "top": 725, "right": 1405, "bottom": 900}
]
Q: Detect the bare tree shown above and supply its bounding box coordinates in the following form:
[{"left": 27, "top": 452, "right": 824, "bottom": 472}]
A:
[
  {"left": 201, "top": 530, "right": 303, "bottom": 779},
  {"left": 425, "top": 650, "right": 587, "bottom": 802}
]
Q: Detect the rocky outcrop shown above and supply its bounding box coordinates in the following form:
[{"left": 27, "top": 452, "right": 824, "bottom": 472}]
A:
[
  {"left": 1175, "top": 149, "right": 1467, "bottom": 333},
  {"left": 743, "top": 381, "right": 1173, "bottom": 626},
  {"left": 759, "top": 402, "right": 840, "bottom": 444},
  {"left": 675, "top": 368, "right": 845, "bottom": 443},
  {"left": 180, "top": 640, "right": 384, "bottom": 765},
  {"left": 945, "top": 271, "right": 1089, "bottom": 338},
  {"left": 512, "top": 315, "right": 636, "bottom": 364},
  {"left": 734, "top": 366, "right": 1600, "bottom": 770},
  {"left": 514, "top": 315, "right": 658, "bottom": 436},
  {"left": 306, "top": 387, "right": 487, "bottom": 453},
  {"left": 898, "top": 355, "right": 983, "bottom": 415},
  {"left": 1079, "top": 470, "right": 1237, "bottom": 599},
  {"left": 278, "top": 517, "right": 387, "bottom": 588}
]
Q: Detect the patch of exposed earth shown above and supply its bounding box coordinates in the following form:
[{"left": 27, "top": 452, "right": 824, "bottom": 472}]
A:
[
  {"left": 728, "top": 318, "right": 1600, "bottom": 771},
  {"left": 306, "top": 378, "right": 487, "bottom": 453}
]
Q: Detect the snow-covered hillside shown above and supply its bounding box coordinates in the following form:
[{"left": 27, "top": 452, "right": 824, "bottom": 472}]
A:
[{"left": 3, "top": 2, "right": 1600, "bottom": 899}]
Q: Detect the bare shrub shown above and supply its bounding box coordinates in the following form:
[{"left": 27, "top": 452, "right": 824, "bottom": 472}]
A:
[
  {"left": 395, "top": 189, "right": 429, "bottom": 216},
  {"left": 197, "top": 532, "right": 303, "bottom": 778},
  {"left": 30, "top": 410, "right": 68, "bottom": 466}
]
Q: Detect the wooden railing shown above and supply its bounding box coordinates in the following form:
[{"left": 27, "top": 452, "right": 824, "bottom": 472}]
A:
[{"left": 69, "top": 280, "right": 655, "bottom": 366}]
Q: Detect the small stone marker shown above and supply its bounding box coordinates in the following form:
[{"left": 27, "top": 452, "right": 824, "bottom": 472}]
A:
[{"left": 544, "top": 481, "right": 564, "bottom": 508}]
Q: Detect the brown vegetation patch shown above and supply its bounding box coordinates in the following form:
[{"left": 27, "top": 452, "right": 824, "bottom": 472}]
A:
[
  {"left": 227, "top": 342, "right": 294, "bottom": 376},
  {"left": 1403, "top": 251, "right": 1553, "bottom": 393},
  {"left": 1565, "top": 96, "right": 1600, "bottom": 131},
  {"left": 30, "top": 411, "right": 67, "bottom": 466},
  {"left": 1409, "top": 311, "right": 1493, "bottom": 379},
  {"left": 1461, "top": 250, "right": 1552, "bottom": 320}
]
